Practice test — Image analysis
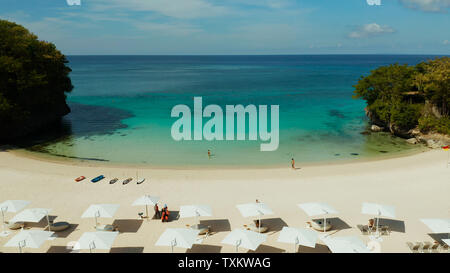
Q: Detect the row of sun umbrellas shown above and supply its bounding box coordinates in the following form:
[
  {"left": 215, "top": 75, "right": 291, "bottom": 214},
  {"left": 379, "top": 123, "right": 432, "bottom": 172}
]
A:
[{"left": 1, "top": 199, "right": 449, "bottom": 253}]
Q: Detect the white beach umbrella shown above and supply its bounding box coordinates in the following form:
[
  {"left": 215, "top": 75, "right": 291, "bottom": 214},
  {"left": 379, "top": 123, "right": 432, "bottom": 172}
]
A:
[
  {"left": 179, "top": 205, "right": 213, "bottom": 233},
  {"left": 76, "top": 231, "right": 119, "bottom": 253},
  {"left": 155, "top": 228, "right": 200, "bottom": 253},
  {"left": 0, "top": 200, "right": 30, "bottom": 213},
  {"left": 236, "top": 203, "right": 273, "bottom": 233},
  {"left": 9, "top": 208, "right": 52, "bottom": 231},
  {"left": 81, "top": 204, "right": 119, "bottom": 228},
  {"left": 277, "top": 226, "right": 318, "bottom": 252},
  {"left": 0, "top": 200, "right": 30, "bottom": 236},
  {"left": 298, "top": 202, "right": 338, "bottom": 232},
  {"left": 132, "top": 195, "right": 159, "bottom": 218},
  {"left": 362, "top": 202, "right": 396, "bottom": 236},
  {"left": 222, "top": 228, "right": 267, "bottom": 252},
  {"left": 420, "top": 218, "right": 450, "bottom": 233},
  {"left": 4, "top": 229, "right": 54, "bottom": 253},
  {"left": 180, "top": 205, "right": 212, "bottom": 218},
  {"left": 321, "top": 235, "right": 370, "bottom": 253}
]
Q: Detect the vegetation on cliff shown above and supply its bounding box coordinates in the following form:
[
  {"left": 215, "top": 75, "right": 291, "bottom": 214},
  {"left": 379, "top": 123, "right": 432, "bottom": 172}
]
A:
[
  {"left": 353, "top": 57, "right": 449, "bottom": 137},
  {"left": 0, "top": 19, "right": 73, "bottom": 141}
]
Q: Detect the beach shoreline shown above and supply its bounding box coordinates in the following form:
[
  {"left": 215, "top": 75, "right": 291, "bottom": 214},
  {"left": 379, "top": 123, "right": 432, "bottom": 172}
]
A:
[
  {"left": 6, "top": 143, "right": 431, "bottom": 170},
  {"left": 0, "top": 147, "right": 449, "bottom": 253}
]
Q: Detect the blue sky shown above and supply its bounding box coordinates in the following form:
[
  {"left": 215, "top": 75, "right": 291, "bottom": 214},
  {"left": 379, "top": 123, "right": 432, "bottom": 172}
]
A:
[{"left": 1, "top": 0, "right": 449, "bottom": 54}]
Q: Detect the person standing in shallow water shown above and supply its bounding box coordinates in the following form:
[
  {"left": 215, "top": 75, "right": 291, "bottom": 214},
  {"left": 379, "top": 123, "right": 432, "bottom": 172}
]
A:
[
  {"left": 291, "top": 158, "right": 295, "bottom": 169},
  {"left": 208, "top": 149, "right": 211, "bottom": 159}
]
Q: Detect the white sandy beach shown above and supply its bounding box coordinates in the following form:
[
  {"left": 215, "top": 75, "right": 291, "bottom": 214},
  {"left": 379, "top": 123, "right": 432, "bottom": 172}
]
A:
[{"left": 0, "top": 148, "right": 448, "bottom": 253}]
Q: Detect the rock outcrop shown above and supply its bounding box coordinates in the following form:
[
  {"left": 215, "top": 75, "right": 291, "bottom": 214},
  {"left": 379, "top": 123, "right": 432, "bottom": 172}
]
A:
[{"left": 364, "top": 107, "right": 450, "bottom": 149}]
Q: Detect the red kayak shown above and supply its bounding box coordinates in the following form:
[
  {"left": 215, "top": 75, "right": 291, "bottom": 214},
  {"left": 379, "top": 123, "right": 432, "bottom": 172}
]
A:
[{"left": 75, "top": 176, "right": 86, "bottom": 182}]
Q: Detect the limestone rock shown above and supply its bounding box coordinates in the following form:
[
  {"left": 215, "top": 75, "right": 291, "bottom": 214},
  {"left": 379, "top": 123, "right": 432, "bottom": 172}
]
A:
[{"left": 371, "top": 125, "right": 384, "bottom": 132}]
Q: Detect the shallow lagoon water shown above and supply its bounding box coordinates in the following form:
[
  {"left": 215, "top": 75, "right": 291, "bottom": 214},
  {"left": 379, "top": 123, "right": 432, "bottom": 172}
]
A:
[{"left": 30, "top": 55, "right": 435, "bottom": 167}]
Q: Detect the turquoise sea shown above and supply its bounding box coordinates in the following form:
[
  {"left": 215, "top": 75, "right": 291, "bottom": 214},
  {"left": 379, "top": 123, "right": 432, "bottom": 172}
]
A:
[{"left": 28, "top": 55, "right": 437, "bottom": 167}]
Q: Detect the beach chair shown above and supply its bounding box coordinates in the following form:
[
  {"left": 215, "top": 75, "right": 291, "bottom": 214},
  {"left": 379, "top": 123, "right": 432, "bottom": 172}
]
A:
[
  {"left": 406, "top": 242, "right": 421, "bottom": 253},
  {"left": 309, "top": 219, "right": 332, "bottom": 232},
  {"left": 248, "top": 220, "right": 269, "bottom": 233},
  {"left": 357, "top": 225, "right": 369, "bottom": 235},
  {"left": 189, "top": 224, "right": 211, "bottom": 236},
  {"left": 430, "top": 242, "right": 440, "bottom": 253},
  {"left": 421, "top": 241, "right": 432, "bottom": 253},
  {"left": 6, "top": 221, "right": 24, "bottom": 230},
  {"left": 96, "top": 224, "right": 118, "bottom": 232},
  {"left": 380, "top": 225, "right": 390, "bottom": 236}
]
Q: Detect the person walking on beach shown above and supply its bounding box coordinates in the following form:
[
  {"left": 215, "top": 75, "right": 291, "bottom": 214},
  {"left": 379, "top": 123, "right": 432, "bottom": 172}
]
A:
[
  {"left": 154, "top": 203, "right": 161, "bottom": 219},
  {"left": 161, "top": 204, "right": 170, "bottom": 222},
  {"left": 291, "top": 158, "right": 296, "bottom": 169}
]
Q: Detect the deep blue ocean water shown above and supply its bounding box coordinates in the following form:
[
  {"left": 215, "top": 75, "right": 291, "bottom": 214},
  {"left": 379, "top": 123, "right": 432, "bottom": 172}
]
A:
[{"left": 32, "top": 55, "right": 438, "bottom": 167}]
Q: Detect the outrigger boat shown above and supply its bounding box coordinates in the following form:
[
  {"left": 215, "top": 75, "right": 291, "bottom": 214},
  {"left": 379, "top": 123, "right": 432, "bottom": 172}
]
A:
[
  {"left": 137, "top": 178, "right": 145, "bottom": 185},
  {"left": 136, "top": 171, "right": 145, "bottom": 185},
  {"left": 122, "top": 178, "right": 133, "bottom": 185},
  {"left": 75, "top": 176, "right": 86, "bottom": 182},
  {"left": 91, "top": 175, "right": 105, "bottom": 183},
  {"left": 109, "top": 178, "right": 118, "bottom": 184}
]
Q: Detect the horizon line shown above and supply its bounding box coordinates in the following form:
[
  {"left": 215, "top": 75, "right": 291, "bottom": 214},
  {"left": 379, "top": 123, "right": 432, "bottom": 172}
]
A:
[{"left": 65, "top": 53, "right": 450, "bottom": 56}]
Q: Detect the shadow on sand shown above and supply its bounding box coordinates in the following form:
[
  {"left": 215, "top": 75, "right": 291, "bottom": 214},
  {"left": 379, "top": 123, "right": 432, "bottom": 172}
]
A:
[
  {"left": 47, "top": 246, "right": 73, "bottom": 253},
  {"left": 110, "top": 247, "right": 145, "bottom": 253},
  {"left": 261, "top": 218, "right": 288, "bottom": 235},
  {"left": 200, "top": 219, "right": 231, "bottom": 234},
  {"left": 248, "top": 245, "right": 285, "bottom": 253},
  {"left": 112, "top": 219, "right": 143, "bottom": 233},
  {"left": 298, "top": 243, "right": 331, "bottom": 253},
  {"left": 186, "top": 244, "right": 223, "bottom": 253},
  {"left": 377, "top": 218, "right": 406, "bottom": 233}
]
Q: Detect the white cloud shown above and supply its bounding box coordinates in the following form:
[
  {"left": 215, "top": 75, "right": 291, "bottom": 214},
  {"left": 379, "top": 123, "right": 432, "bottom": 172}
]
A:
[
  {"left": 399, "top": 0, "right": 450, "bottom": 12},
  {"left": 92, "top": 0, "right": 229, "bottom": 19},
  {"left": 367, "top": 0, "right": 382, "bottom": 6},
  {"left": 348, "top": 23, "right": 395, "bottom": 38},
  {"left": 66, "top": 0, "right": 81, "bottom": 6}
]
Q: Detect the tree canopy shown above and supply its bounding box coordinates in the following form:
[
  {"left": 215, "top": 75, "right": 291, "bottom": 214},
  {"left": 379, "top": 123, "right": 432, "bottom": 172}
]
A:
[
  {"left": 353, "top": 57, "right": 449, "bottom": 135},
  {"left": 0, "top": 19, "right": 73, "bottom": 139}
]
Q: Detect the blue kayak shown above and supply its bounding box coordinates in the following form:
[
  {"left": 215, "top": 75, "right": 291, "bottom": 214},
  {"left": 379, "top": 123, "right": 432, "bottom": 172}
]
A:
[{"left": 91, "top": 175, "right": 105, "bottom": 183}]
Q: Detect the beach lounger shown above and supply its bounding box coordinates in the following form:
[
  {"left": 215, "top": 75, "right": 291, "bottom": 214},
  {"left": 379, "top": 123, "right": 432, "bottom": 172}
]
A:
[
  {"left": 380, "top": 225, "right": 390, "bottom": 236},
  {"left": 406, "top": 242, "right": 421, "bottom": 253},
  {"left": 357, "top": 224, "right": 370, "bottom": 235},
  {"left": 243, "top": 221, "right": 269, "bottom": 233},
  {"left": 308, "top": 219, "right": 332, "bottom": 232},
  {"left": 49, "top": 222, "right": 70, "bottom": 232},
  {"left": 190, "top": 224, "right": 211, "bottom": 235},
  {"left": 6, "top": 221, "right": 24, "bottom": 230},
  {"left": 430, "top": 243, "right": 440, "bottom": 253},
  {"left": 421, "top": 241, "right": 432, "bottom": 253},
  {"left": 96, "top": 224, "right": 118, "bottom": 232}
]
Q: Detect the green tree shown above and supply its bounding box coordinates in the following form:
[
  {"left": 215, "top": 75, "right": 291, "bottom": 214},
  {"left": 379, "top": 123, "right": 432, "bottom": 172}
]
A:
[
  {"left": 0, "top": 19, "right": 73, "bottom": 139},
  {"left": 353, "top": 57, "right": 449, "bottom": 136},
  {"left": 353, "top": 63, "right": 420, "bottom": 131},
  {"left": 414, "top": 57, "right": 449, "bottom": 116}
]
